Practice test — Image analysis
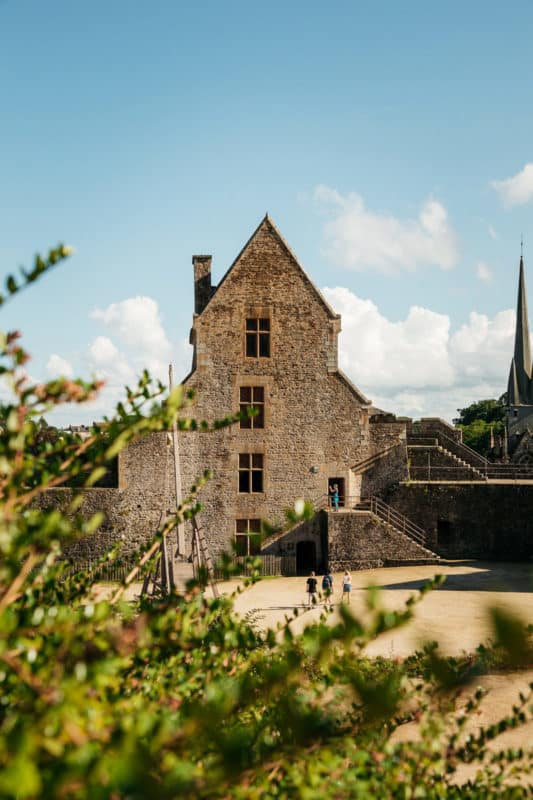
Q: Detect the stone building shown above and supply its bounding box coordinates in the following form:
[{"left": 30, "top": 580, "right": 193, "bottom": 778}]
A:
[
  {"left": 178, "top": 216, "right": 435, "bottom": 570},
  {"left": 52, "top": 219, "right": 533, "bottom": 572}
]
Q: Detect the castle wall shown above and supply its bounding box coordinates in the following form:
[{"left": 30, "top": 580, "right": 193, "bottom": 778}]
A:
[
  {"left": 360, "top": 420, "right": 409, "bottom": 498},
  {"left": 327, "top": 510, "right": 438, "bottom": 572},
  {"left": 384, "top": 483, "right": 533, "bottom": 560},
  {"left": 38, "top": 433, "right": 175, "bottom": 563}
]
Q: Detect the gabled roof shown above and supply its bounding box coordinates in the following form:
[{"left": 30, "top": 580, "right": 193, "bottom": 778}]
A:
[
  {"left": 201, "top": 214, "right": 341, "bottom": 321},
  {"left": 335, "top": 369, "right": 371, "bottom": 406}
]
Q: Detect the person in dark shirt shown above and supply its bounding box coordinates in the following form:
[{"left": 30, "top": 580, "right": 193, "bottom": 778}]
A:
[
  {"left": 322, "top": 571, "right": 334, "bottom": 606},
  {"left": 306, "top": 571, "right": 318, "bottom": 606}
]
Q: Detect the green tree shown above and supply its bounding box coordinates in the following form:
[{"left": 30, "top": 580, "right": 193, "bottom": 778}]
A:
[
  {"left": 0, "top": 250, "right": 531, "bottom": 798},
  {"left": 455, "top": 399, "right": 506, "bottom": 457}
]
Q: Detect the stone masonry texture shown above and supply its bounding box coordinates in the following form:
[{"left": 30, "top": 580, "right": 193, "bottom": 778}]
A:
[
  {"left": 385, "top": 483, "right": 533, "bottom": 561},
  {"left": 40, "top": 218, "right": 533, "bottom": 571},
  {"left": 179, "top": 216, "right": 404, "bottom": 562}
]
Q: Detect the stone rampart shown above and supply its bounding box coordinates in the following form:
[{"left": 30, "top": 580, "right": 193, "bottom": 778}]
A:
[
  {"left": 327, "top": 510, "right": 438, "bottom": 571},
  {"left": 407, "top": 446, "right": 482, "bottom": 482},
  {"left": 36, "top": 433, "right": 176, "bottom": 563},
  {"left": 384, "top": 483, "right": 533, "bottom": 560}
]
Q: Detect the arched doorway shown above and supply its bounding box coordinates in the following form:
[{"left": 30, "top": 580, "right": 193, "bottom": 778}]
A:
[{"left": 296, "top": 540, "right": 316, "bottom": 574}]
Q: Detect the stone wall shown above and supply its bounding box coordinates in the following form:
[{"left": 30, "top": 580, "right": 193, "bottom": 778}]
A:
[
  {"left": 360, "top": 450, "right": 409, "bottom": 503},
  {"left": 37, "top": 433, "right": 175, "bottom": 563},
  {"left": 327, "top": 510, "right": 439, "bottom": 571},
  {"left": 414, "top": 417, "right": 462, "bottom": 442},
  {"left": 180, "top": 217, "right": 376, "bottom": 560},
  {"left": 384, "top": 483, "right": 533, "bottom": 560}
]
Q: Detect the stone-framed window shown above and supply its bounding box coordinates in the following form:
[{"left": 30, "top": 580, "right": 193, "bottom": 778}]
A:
[
  {"left": 235, "top": 518, "right": 262, "bottom": 556},
  {"left": 238, "top": 453, "right": 264, "bottom": 493},
  {"left": 245, "top": 317, "right": 270, "bottom": 358},
  {"left": 239, "top": 386, "right": 265, "bottom": 429}
]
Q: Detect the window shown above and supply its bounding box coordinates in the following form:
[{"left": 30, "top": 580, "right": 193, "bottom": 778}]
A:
[
  {"left": 238, "top": 453, "right": 264, "bottom": 493},
  {"left": 246, "top": 318, "right": 270, "bottom": 358},
  {"left": 235, "top": 519, "right": 262, "bottom": 556},
  {"left": 240, "top": 386, "right": 265, "bottom": 429}
]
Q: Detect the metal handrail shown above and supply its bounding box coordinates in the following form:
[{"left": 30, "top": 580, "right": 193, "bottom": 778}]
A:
[
  {"left": 485, "top": 463, "right": 533, "bottom": 478},
  {"left": 434, "top": 429, "right": 488, "bottom": 470},
  {"left": 409, "top": 445, "right": 533, "bottom": 481},
  {"left": 360, "top": 496, "right": 427, "bottom": 546},
  {"left": 314, "top": 493, "right": 427, "bottom": 547}
]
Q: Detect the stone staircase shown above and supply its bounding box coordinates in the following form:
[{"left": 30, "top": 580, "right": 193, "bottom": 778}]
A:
[
  {"left": 408, "top": 427, "right": 533, "bottom": 481},
  {"left": 321, "top": 495, "right": 441, "bottom": 570},
  {"left": 407, "top": 437, "right": 487, "bottom": 481},
  {"left": 354, "top": 497, "right": 440, "bottom": 562}
]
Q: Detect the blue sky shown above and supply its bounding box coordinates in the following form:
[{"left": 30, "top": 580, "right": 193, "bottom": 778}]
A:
[{"left": 2, "top": 0, "right": 533, "bottom": 423}]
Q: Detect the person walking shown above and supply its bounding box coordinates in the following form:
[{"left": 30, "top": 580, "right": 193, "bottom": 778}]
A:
[
  {"left": 306, "top": 571, "right": 318, "bottom": 606},
  {"left": 341, "top": 570, "right": 352, "bottom": 604},
  {"left": 322, "top": 570, "right": 334, "bottom": 606}
]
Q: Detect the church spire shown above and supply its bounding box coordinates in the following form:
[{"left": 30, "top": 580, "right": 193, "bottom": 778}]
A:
[{"left": 509, "top": 251, "right": 532, "bottom": 404}]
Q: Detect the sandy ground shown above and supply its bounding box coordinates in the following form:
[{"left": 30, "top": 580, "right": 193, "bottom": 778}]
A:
[
  {"left": 220, "top": 561, "right": 533, "bottom": 784},
  {"left": 109, "top": 560, "right": 533, "bottom": 656},
  {"left": 217, "top": 561, "right": 533, "bottom": 657},
  {"left": 99, "top": 561, "right": 533, "bottom": 784}
]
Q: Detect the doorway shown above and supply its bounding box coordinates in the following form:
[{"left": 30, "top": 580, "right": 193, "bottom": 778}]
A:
[
  {"left": 296, "top": 540, "right": 317, "bottom": 574},
  {"left": 328, "top": 477, "right": 346, "bottom": 508},
  {"left": 437, "top": 519, "right": 453, "bottom": 552}
]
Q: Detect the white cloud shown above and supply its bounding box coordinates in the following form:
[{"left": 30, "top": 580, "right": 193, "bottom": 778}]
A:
[
  {"left": 449, "top": 310, "right": 514, "bottom": 381},
  {"left": 323, "top": 287, "right": 454, "bottom": 389},
  {"left": 314, "top": 185, "right": 458, "bottom": 274},
  {"left": 323, "top": 286, "right": 515, "bottom": 422},
  {"left": 42, "top": 283, "right": 516, "bottom": 426},
  {"left": 90, "top": 296, "right": 173, "bottom": 378},
  {"left": 488, "top": 225, "right": 497, "bottom": 240},
  {"left": 476, "top": 262, "right": 493, "bottom": 283},
  {"left": 43, "top": 297, "right": 192, "bottom": 425},
  {"left": 491, "top": 163, "right": 533, "bottom": 207},
  {"left": 46, "top": 354, "right": 73, "bottom": 378},
  {"left": 88, "top": 336, "right": 121, "bottom": 366}
]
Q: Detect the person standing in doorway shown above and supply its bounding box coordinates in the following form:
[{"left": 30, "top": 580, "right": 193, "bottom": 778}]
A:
[
  {"left": 306, "top": 571, "right": 318, "bottom": 606},
  {"left": 329, "top": 483, "right": 340, "bottom": 512},
  {"left": 341, "top": 570, "right": 352, "bottom": 604}
]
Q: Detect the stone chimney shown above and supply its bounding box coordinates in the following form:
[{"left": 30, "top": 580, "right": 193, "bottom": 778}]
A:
[{"left": 193, "top": 255, "right": 212, "bottom": 314}]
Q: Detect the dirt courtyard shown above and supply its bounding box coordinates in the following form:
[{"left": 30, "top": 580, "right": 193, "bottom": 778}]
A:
[
  {"left": 218, "top": 560, "right": 533, "bottom": 657},
  {"left": 113, "top": 560, "right": 533, "bottom": 777},
  {"left": 221, "top": 560, "right": 533, "bottom": 778}
]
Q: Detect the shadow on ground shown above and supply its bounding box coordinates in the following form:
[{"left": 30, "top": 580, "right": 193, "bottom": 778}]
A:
[{"left": 377, "top": 561, "right": 533, "bottom": 593}]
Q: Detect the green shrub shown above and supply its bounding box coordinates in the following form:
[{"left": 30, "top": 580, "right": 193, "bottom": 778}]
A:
[{"left": 0, "top": 249, "right": 531, "bottom": 798}]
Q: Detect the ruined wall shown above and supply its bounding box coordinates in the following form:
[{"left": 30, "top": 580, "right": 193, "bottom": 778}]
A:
[
  {"left": 180, "top": 219, "right": 372, "bottom": 560},
  {"left": 38, "top": 433, "right": 175, "bottom": 563},
  {"left": 327, "top": 510, "right": 439, "bottom": 571},
  {"left": 385, "top": 483, "right": 533, "bottom": 560},
  {"left": 369, "top": 419, "right": 406, "bottom": 454}
]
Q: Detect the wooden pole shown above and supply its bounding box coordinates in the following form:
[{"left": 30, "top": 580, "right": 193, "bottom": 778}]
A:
[{"left": 169, "top": 364, "right": 186, "bottom": 556}]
